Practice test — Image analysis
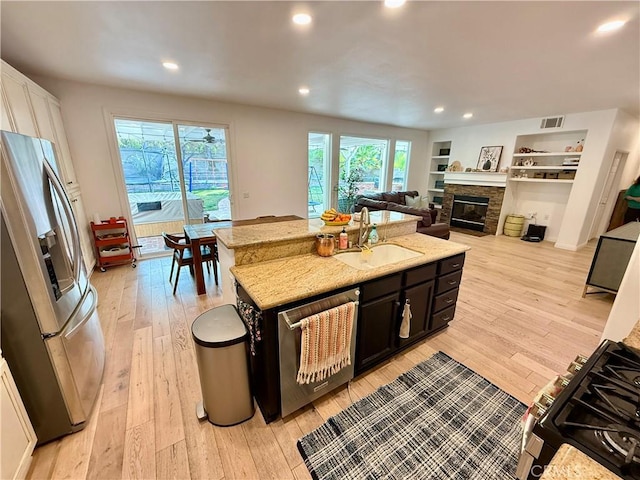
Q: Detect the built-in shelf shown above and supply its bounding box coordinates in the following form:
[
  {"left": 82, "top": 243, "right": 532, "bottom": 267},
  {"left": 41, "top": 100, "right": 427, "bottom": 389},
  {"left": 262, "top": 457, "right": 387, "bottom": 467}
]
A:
[
  {"left": 428, "top": 188, "right": 445, "bottom": 193},
  {"left": 509, "top": 178, "right": 574, "bottom": 184},
  {"left": 429, "top": 171, "right": 446, "bottom": 175},
  {"left": 512, "top": 166, "right": 578, "bottom": 171},
  {"left": 444, "top": 172, "right": 508, "bottom": 188},
  {"left": 513, "top": 152, "right": 582, "bottom": 158},
  {"left": 432, "top": 155, "right": 450, "bottom": 160}
]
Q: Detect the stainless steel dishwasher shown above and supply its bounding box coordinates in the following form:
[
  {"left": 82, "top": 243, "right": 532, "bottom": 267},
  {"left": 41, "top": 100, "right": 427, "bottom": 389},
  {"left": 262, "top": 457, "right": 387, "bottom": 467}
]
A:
[{"left": 278, "top": 287, "right": 359, "bottom": 417}]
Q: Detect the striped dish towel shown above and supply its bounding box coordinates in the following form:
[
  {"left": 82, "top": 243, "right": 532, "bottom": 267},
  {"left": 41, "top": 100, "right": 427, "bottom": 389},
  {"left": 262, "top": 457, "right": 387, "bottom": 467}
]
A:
[{"left": 296, "top": 301, "right": 356, "bottom": 385}]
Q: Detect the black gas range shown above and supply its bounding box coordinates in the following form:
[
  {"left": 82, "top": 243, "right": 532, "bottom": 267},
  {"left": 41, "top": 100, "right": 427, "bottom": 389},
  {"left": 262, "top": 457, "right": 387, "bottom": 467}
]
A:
[{"left": 517, "top": 340, "right": 640, "bottom": 479}]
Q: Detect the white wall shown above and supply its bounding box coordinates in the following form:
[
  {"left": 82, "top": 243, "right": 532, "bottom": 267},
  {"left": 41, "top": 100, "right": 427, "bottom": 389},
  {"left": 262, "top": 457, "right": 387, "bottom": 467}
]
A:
[
  {"left": 32, "top": 77, "right": 430, "bottom": 222},
  {"left": 428, "top": 110, "right": 639, "bottom": 248}
]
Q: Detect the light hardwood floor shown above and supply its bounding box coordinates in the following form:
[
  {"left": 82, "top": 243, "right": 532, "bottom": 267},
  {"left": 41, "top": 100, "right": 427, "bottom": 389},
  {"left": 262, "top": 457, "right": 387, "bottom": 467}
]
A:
[{"left": 27, "top": 232, "right": 614, "bottom": 480}]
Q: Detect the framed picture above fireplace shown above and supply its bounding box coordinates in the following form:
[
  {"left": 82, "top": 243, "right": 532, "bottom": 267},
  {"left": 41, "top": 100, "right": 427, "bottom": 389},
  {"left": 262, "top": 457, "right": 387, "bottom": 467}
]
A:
[{"left": 477, "top": 146, "right": 503, "bottom": 172}]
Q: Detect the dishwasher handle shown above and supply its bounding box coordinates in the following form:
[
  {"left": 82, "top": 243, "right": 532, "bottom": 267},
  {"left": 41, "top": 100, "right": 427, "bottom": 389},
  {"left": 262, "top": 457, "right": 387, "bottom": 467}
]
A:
[{"left": 284, "top": 300, "right": 359, "bottom": 330}]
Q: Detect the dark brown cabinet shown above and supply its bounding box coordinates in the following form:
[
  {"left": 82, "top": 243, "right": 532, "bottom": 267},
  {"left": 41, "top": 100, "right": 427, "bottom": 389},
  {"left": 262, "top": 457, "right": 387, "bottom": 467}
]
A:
[
  {"left": 397, "top": 262, "right": 437, "bottom": 348},
  {"left": 430, "top": 253, "right": 464, "bottom": 332},
  {"left": 398, "top": 280, "right": 434, "bottom": 347},
  {"left": 356, "top": 292, "right": 400, "bottom": 373},
  {"left": 355, "top": 253, "right": 465, "bottom": 376},
  {"left": 355, "top": 273, "right": 402, "bottom": 375}
]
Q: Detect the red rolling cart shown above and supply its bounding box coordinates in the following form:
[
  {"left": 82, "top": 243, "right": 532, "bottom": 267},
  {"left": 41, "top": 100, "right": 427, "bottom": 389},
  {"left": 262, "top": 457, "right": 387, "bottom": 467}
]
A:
[{"left": 90, "top": 217, "right": 137, "bottom": 272}]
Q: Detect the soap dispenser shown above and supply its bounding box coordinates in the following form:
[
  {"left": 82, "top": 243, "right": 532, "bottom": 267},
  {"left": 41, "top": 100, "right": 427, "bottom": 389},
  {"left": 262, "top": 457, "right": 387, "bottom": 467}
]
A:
[
  {"left": 368, "top": 224, "right": 379, "bottom": 245},
  {"left": 339, "top": 227, "right": 348, "bottom": 250}
]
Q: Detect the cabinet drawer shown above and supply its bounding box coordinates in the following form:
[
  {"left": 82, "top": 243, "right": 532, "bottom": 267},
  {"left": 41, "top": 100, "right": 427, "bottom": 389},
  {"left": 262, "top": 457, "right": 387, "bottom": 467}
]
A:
[
  {"left": 438, "top": 253, "right": 465, "bottom": 275},
  {"left": 431, "top": 305, "right": 456, "bottom": 331},
  {"left": 433, "top": 288, "right": 459, "bottom": 313},
  {"left": 436, "top": 270, "right": 463, "bottom": 295},
  {"left": 360, "top": 273, "right": 402, "bottom": 304},
  {"left": 404, "top": 262, "right": 436, "bottom": 287}
]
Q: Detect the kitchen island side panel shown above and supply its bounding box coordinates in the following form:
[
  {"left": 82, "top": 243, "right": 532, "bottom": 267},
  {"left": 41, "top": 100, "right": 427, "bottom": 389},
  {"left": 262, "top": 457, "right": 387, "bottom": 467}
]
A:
[{"left": 237, "top": 285, "right": 281, "bottom": 423}]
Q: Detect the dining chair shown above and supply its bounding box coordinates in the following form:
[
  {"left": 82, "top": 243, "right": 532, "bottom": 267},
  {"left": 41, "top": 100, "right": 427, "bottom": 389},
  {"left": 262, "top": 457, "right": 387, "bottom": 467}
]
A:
[{"left": 161, "top": 232, "right": 216, "bottom": 295}]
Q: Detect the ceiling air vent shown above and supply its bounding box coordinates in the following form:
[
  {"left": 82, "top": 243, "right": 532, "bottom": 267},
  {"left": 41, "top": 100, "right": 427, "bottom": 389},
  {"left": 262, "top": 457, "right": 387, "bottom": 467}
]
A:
[{"left": 540, "top": 116, "right": 564, "bottom": 129}]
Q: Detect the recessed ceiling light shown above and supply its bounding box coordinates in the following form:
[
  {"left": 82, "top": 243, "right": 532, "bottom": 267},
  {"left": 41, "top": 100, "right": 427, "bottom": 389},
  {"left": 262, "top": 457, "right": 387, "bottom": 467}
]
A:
[
  {"left": 384, "top": 0, "right": 406, "bottom": 8},
  {"left": 162, "top": 62, "right": 179, "bottom": 70},
  {"left": 293, "top": 13, "right": 312, "bottom": 25},
  {"left": 597, "top": 20, "right": 626, "bottom": 33},
  {"left": 298, "top": 87, "right": 310, "bottom": 95},
  {"left": 434, "top": 107, "right": 444, "bottom": 113},
  {"left": 463, "top": 113, "right": 473, "bottom": 119}
]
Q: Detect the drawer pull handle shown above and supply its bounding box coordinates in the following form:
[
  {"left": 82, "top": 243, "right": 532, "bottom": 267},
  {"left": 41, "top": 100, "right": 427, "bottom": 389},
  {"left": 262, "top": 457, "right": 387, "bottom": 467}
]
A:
[
  {"left": 447, "top": 280, "right": 457, "bottom": 285},
  {"left": 451, "top": 263, "right": 460, "bottom": 268},
  {"left": 442, "top": 316, "right": 451, "bottom": 321},
  {"left": 445, "top": 298, "right": 454, "bottom": 304}
]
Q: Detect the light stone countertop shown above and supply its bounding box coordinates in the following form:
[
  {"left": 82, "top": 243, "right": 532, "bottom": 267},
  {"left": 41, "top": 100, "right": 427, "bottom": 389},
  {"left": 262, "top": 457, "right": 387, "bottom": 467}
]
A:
[
  {"left": 541, "top": 444, "right": 621, "bottom": 480},
  {"left": 624, "top": 320, "right": 640, "bottom": 350},
  {"left": 214, "top": 211, "right": 419, "bottom": 249},
  {"left": 231, "top": 233, "right": 469, "bottom": 310}
]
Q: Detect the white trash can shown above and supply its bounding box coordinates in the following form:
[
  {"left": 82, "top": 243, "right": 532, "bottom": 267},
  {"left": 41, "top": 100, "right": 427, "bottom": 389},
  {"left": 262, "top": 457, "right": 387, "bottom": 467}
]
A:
[{"left": 192, "top": 304, "right": 254, "bottom": 426}]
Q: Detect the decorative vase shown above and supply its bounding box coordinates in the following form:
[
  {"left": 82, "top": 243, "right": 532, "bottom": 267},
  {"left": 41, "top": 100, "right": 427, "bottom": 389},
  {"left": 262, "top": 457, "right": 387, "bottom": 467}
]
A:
[{"left": 482, "top": 159, "right": 492, "bottom": 170}]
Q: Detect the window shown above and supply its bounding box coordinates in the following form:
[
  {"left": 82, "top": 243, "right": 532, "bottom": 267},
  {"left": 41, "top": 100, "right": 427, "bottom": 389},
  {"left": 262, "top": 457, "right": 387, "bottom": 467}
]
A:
[
  {"left": 339, "top": 136, "right": 388, "bottom": 212},
  {"left": 306, "top": 133, "right": 411, "bottom": 216},
  {"left": 392, "top": 141, "right": 411, "bottom": 191},
  {"left": 308, "top": 133, "right": 331, "bottom": 218}
]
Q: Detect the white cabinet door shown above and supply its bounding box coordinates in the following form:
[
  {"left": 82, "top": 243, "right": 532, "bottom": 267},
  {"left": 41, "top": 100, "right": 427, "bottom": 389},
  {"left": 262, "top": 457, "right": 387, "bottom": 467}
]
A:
[
  {"left": 1, "top": 70, "right": 37, "bottom": 137},
  {"left": 0, "top": 357, "right": 36, "bottom": 480},
  {"left": 1, "top": 81, "right": 14, "bottom": 132},
  {"left": 27, "top": 85, "right": 56, "bottom": 142},
  {"left": 69, "top": 190, "right": 96, "bottom": 272},
  {"left": 47, "top": 98, "right": 78, "bottom": 189}
]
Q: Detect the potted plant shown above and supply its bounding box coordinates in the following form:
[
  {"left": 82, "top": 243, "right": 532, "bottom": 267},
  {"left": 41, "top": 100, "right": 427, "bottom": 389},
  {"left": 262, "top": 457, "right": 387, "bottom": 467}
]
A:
[{"left": 337, "top": 168, "right": 363, "bottom": 213}]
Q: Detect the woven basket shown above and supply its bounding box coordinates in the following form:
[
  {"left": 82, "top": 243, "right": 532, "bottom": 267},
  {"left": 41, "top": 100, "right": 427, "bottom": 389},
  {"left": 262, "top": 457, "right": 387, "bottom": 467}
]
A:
[{"left": 504, "top": 214, "right": 525, "bottom": 237}]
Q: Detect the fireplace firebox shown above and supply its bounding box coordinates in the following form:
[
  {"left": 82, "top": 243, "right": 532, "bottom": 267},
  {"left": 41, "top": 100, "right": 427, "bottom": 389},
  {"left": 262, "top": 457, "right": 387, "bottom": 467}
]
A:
[{"left": 451, "top": 195, "right": 489, "bottom": 232}]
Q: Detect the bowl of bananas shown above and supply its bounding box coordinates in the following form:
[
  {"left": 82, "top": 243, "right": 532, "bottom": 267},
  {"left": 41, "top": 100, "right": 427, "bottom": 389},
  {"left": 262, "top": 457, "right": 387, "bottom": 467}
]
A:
[{"left": 320, "top": 208, "right": 351, "bottom": 226}]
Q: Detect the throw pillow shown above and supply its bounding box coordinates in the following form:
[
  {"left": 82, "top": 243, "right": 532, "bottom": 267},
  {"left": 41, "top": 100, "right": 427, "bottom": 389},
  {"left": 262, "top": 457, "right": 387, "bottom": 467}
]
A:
[{"left": 406, "top": 194, "right": 430, "bottom": 210}]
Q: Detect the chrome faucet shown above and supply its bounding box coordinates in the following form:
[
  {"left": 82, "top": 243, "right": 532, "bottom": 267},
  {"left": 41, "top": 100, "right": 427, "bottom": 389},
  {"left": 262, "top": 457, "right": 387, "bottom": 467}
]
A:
[{"left": 358, "top": 207, "right": 371, "bottom": 248}]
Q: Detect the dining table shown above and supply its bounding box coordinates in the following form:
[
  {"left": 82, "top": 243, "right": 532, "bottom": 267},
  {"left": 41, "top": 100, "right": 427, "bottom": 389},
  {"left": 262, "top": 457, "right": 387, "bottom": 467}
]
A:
[{"left": 183, "top": 215, "right": 302, "bottom": 295}]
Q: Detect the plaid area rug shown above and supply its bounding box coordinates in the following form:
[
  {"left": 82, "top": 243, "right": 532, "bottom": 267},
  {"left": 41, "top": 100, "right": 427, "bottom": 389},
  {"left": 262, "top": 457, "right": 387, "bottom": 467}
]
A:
[{"left": 297, "top": 352, "right": 526, "bottom": 479}]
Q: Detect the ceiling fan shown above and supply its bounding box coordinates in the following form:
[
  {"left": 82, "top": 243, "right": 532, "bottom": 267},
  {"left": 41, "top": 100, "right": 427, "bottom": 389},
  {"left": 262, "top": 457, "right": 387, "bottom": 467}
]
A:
[{"left": 190, "top": 128, "right": 217, "bottom": 144}]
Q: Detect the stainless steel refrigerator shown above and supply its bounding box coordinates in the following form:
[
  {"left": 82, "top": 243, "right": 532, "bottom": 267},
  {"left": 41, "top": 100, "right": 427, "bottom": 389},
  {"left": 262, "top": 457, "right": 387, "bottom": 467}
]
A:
[{"left": 1, "top": 131, "right": 105, "bottom": 445}]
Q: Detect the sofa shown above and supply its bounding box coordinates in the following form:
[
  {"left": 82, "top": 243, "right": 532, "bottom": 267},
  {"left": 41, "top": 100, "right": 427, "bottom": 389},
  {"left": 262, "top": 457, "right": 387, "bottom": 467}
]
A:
[{"left": 353, "top": 190, "right": 450, "bottom": 240}]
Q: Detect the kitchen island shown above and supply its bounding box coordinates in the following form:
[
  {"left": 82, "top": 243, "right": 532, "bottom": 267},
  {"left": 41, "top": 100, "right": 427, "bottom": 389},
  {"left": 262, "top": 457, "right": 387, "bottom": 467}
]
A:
[{"left": 213, "top": 213, "right": 469, "bottom": 422}]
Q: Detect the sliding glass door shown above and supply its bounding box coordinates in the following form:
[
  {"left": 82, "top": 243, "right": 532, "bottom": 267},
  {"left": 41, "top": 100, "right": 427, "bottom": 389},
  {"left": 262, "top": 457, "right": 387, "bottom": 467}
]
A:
[
  {"left": 113, "top": 119, "right": 231, "bottom": 256},
  {"left": 178, "top": 125, "right": 231, "bottom": 223}
]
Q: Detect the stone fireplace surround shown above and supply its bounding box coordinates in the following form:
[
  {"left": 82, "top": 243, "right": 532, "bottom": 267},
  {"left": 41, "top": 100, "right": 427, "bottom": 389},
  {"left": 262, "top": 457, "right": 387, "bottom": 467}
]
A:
[{"left": 441, "top": 184, "right": 506, "bottom": 235}]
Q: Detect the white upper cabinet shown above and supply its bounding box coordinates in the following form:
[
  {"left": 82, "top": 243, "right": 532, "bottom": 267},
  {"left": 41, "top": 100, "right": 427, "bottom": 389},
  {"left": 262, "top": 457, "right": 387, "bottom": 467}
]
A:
[
  {"left": 1, "top": 67, "right": 38, "bottom": 137},
  {"left": 47, "top": 98, "right": 78, "bottom": 188},
  {"left": 1, "top": 81, "right": 13, "bottom": 132},
  {"left": 2, "top": 62, "right": 79, "bottom": 189}
]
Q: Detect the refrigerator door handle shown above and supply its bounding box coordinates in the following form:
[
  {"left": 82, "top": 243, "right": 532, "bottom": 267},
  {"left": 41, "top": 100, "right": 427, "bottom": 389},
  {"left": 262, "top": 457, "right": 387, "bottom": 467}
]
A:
[
  {"left": 42, "top": 285, "right": 96, "bottom": 339},
  {"left": 42, "top": 159, "right": 82, "bottom": 283}
]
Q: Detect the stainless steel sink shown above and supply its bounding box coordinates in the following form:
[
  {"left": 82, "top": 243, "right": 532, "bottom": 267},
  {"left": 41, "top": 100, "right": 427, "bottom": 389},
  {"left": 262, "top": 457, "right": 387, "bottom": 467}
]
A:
[{"left": 334, "top": 243, "right": 422, "bottom": 270}]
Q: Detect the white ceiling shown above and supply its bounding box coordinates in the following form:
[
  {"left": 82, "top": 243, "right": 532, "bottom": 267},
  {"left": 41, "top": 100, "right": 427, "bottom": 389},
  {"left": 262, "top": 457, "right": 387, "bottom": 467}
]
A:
[{"left": 1, "top": 1, "right": 639, "bottom": 130}]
